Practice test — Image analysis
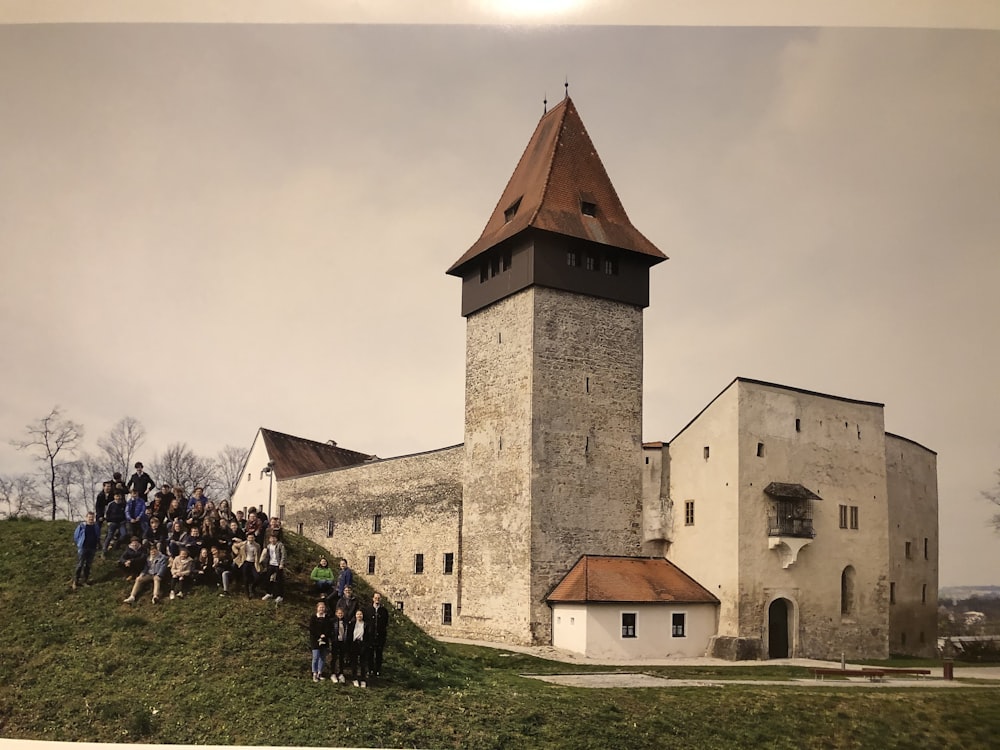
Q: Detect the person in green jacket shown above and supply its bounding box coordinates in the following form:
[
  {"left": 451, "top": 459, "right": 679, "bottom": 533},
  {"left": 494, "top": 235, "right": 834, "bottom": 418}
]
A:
[{"left": 310, "top": 557, "right": 335, "bottom": 599}]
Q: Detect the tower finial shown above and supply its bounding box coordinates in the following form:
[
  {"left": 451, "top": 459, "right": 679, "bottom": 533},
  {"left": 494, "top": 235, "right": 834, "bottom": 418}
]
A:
[
  {"left": 564, "top": 77, "right": 569, "bottom": 99},
  {"left": 543, "top": 93, "right": 547, "bottom": 114}
]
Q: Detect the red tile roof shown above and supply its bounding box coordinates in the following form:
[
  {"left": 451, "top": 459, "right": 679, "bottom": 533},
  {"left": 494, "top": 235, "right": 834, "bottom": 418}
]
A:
[
  {"left": 447, "top": 97, "right": 666, "bottom": 276},
  {"left": 547, "top": 555, "right": 718, "bottom": 605},
  {"left": 260, "top": 428, "right": 373, "bottom": 480}
]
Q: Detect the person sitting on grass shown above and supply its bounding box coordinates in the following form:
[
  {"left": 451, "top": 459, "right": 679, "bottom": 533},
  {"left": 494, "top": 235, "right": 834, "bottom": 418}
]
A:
[
  {"left": 118, "top": 537, "right": 147, "bottom": 580},
  {"left": 310, "top": 557, "right": 335, "bottom": 598},
  {"left": 194, "top": 548, "right": 213, "bottom": 587},
  {"left": 169, "top": 547, "right": 194, "bottom": 600},
  {"left": 211, "top": 544, "right": 234, "bottom": 596},
  {"left": 72, "top": 511, "right": 100, "bottom": 590},
  {"left": 124, "top": 544, "right": 170, "bottom": 605}
]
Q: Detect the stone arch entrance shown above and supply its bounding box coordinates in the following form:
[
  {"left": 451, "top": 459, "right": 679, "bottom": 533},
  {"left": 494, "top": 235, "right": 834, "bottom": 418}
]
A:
[{"left": 767, "top": 597, "right": 793, "bottom": 658}]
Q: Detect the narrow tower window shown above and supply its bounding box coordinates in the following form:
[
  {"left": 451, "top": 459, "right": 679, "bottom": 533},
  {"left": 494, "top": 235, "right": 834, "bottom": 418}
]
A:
[
  {"left": 367, "top": 555, "right": 376, "bottom": 574},
  {"left": 841, "top": 566, "right": 856, "bottom": 617},
  {"left": 756, "top": 442, "right": 765, "bottom": 457},
  {"left": 795, "top": 418, "right": 801, "bottom": 432},
  {"left": 703, "top": 446, "right": 710, "bottom": 460}
]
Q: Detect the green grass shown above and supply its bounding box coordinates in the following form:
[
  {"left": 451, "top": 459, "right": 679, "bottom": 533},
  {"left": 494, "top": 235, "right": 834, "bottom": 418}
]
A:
[{"left": 1, "top": 517, "right": 999, "bottom": 748}]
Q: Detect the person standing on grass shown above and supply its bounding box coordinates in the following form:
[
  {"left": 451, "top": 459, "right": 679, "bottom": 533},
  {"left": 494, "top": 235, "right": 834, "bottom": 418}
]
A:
[
  {"left": 370, "top": 591, "right": 390, "bottom": 677},
  {"left": 72, "top": 512, "right": 100, "bottom": 590},
  {"left": 348, "top": 608, "right": 373, "bottom": 688},
  {"left": 94, "top": 481, "right": 113, "bottom": 530},
  {"left": 126, "top": 462, "right": 155, "bottom": 501},
  {"left": 334, "top": 584, "right": 359, "bottom": 624},
  {"left": 329, "top": 606, "right": 350, "bottom": 684},
  {"left": 124, "top": 544, "right": 169, "bottom": 604},
  {"left": 309, "top": 601, "right": 332, "bottom": 682},
  {"left": 232, "top": 531, "right": 260, "bottom": 598},
  {"left": 259, "top": 532, "right": 286, "bottom": 603}
]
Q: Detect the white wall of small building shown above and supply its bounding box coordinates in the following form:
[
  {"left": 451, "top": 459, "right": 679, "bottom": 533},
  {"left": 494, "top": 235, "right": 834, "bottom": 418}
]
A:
[{"left": 551, "top": 603, "right": 717, "bottom": 659}]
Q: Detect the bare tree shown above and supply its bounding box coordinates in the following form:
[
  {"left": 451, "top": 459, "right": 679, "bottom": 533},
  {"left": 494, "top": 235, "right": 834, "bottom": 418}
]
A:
[
  {"left": 54, "top": 461, "right": 84, "bottom": 520},
  {"left": 11, "top": 406, "right": 84, "bottom": 520},
  {"left": 215, "top": 444, "right": 249, "bottom": 502},
  {"left": 0, "top": 474, "right": 45, "bottom": 518},
  {"left": 150, "top": 442, "right": 219, "bottom": 496},
  {"left": 984, "top": 468, "right": 1000, "bottom": 531},
  {"left": 97, "top": 416, "right": 146, "bottom": 481}
]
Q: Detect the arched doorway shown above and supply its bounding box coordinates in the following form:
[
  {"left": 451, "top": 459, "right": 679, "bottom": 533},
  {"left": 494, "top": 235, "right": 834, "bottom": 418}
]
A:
[{"left": 768, "top": 598, "right": 792, "bottom": 658}]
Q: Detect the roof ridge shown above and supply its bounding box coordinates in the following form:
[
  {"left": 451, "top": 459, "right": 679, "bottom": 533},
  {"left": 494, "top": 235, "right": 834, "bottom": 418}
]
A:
[{"left": 526, "top": 97, "right": 571, "bottom": 228}]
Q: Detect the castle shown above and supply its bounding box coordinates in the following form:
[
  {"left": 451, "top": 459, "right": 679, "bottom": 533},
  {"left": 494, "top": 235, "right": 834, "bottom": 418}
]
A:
[{"left": 233, "top": 97, "right": 938, "bottom": 660}]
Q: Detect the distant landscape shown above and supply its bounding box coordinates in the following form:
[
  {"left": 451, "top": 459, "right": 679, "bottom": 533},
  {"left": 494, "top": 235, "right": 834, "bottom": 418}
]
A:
[{"left": 2, "top": 517, "right": 1000, "bottom": 748}]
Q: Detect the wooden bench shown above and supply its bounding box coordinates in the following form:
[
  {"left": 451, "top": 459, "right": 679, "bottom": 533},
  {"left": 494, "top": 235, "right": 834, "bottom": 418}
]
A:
[
  {"left": 862, "top": 667, "right": 932, "bottom": 678},
  {"left": 811, "top": 667, "right": 885, "bottom": 682}
]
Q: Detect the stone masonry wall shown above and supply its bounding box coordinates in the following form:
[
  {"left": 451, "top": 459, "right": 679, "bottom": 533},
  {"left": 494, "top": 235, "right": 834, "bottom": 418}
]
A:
[{"left": 280, "top": 445, "right": 463, "bottom": 638}]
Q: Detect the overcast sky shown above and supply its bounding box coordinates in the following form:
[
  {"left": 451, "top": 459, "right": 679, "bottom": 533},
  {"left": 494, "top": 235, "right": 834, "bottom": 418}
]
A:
[{"left": 0, "top": 19, "right": 997, "bottom": 586}]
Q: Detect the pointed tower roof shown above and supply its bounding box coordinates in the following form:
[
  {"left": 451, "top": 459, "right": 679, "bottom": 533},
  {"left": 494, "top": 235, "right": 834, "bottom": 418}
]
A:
[{"left": 447, "top": 97, "right": 666, "bottom": 276}]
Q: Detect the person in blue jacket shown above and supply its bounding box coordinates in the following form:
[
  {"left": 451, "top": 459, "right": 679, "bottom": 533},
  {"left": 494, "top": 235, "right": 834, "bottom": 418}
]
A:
[{"left": 72, "top": 512, "right": 100, "bottom": 590}]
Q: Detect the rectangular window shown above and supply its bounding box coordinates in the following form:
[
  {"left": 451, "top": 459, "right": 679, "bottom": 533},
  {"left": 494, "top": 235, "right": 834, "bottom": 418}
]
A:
[
  {"left": 795, "top": 418, "right": 801, "bottom": 432},
  {"left": 921, "top": 583, "right": 927, "bottom": 604},
  {"left": 278, "top": 505, "right": 285, "bottom": 521},
  {"left": 756, "top": 442, "right": 765, "bottom": 457},
  {"left": 905, "top": 541, "right": 912, "bottom": 559},
  {"left": 684, "top": 500, "right": 695, "bottom": 526},
  {"left": 602, "top": 257, "right": 618, "bottom": 275},
  {"left": 924, "top": 537, "right": 929, "bottom": 560},
  {"left": 414, "top": 553, "right": 424, "bottom": 574},
  {"left": 703, "top": 446, "right": 710, "bottom": 460},
  {"left": 672, "top": 612, "right": 686, "bottom": 637},
  {"left": 839, "top": 505, "right": 848, "bottom": 529},
  {"left": 502, "top": 251, "right": 512, "bottom": 271},
  {"left": 490, "top": 256, "right": 500, "bottom": 277},
  {"left": 395, "top": 600, "right": 404, "bottom": 612},
  {"left": 443, "top": 552, "right": 455, "bottom": 575},
  {"left": 296, "top": 522, "right": 303, "bottom": 535},
  {"left": 367, "top": 555, "right": 376, "bottom": 575},
  {"left": 585, "top": 254, "right": 597, "bottom": 271},
  {"left": 581, "top": 200, "right": 597, "bottom": 216},
  {"left": 890, "top": 582, "right": 896, "bottom": 604},
  {"left": 567, "top": 251, "right": 578, "bottom": 267},
  {"left": 326, "top": 519, "right": 335, "bottom": 538},
  {"left": 372, "top": 514, "right": 382, "bottom": 534},
  {"left": 850, "top": 506, "right": 859, "bottom": 530},
  {"left": 442, "top": 603, "right": 453, "bottom": 625},
  {"left": 480, "top": 264, "right": 488, "bottom": 283},
  {"left": 621, "top": 612, "right": 637, "bottom": 638}
]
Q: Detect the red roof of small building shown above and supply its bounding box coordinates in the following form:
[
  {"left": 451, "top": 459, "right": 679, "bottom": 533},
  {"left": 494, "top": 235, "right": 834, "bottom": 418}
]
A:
[
  {"left": 260, "top": 428, "right": 372, "bottom": 480},
  {"left": 546, "top": 555, "right": 719, "bottom": 605},
  {"left": 447, "top": 97, "right": 666, "bottom": 276}
]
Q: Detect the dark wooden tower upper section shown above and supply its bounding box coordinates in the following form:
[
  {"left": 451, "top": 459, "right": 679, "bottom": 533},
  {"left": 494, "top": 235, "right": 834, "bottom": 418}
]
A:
[{"left": 446, "top": 97, "right": 667, "bottom": 317}]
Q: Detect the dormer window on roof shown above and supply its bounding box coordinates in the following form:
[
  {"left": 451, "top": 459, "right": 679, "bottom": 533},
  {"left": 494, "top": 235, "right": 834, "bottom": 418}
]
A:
[
  {"left": 503, "top": 197, "right": 522, "bottom": 223},
  {"left": 581, "top": 200, "right": 597, "bottom": 217}
]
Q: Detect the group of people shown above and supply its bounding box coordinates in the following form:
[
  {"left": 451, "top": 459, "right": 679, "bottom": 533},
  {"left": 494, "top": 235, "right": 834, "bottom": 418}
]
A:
[
  {"left": 71, "top": 463, "right": 392, "bottom": 684},
  {"left": 73, "top": 462, "right": 289, "bottom": 603},
  {"left": 307, "top": 558, "right": 390, "bottom": 688}
]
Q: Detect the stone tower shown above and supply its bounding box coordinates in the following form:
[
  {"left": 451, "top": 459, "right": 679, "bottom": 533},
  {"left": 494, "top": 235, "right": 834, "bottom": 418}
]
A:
[{"left": 446, "top": 98, "right": 666, "bottom": 644}]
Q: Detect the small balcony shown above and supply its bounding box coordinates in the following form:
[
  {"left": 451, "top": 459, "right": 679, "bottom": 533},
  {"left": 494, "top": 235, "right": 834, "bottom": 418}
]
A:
[{"left": 767, "top": 515, "right": 815, "bottom": 539}]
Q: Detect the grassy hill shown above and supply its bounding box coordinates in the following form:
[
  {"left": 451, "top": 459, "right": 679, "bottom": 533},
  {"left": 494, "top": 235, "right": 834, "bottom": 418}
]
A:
[{"left": 1, "top": 517, "right": 999, "bottom": 748}]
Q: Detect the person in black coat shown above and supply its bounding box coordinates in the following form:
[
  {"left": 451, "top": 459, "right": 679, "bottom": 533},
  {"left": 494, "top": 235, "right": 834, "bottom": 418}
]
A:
[
  {"left": 347, "top": 609, "right": 374, "bottom": 687},
  {"left": 308, "top": 601, "right": 332, "bottom": 681},
  {"left": 370, "top": 592, "right": 390, "bottom": 677}
]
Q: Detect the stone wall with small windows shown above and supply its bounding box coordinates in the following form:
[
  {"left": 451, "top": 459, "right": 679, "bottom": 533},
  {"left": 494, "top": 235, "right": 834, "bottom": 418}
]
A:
[
  {"left": 279, "top": 445, "right": 463, "bottom": 637},
  {"left": 886, "top": 433, "right": 939, "bottom": 657}
]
